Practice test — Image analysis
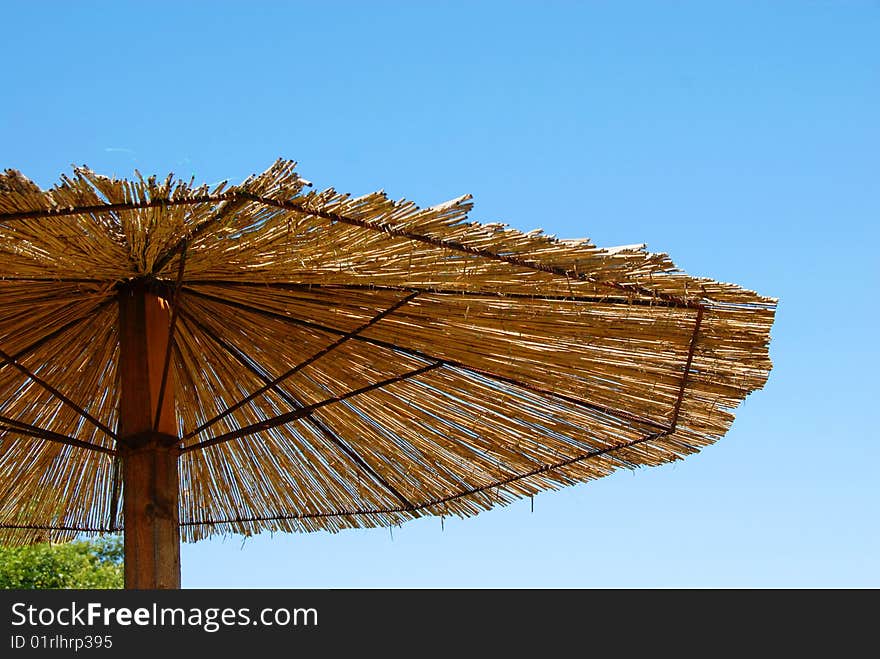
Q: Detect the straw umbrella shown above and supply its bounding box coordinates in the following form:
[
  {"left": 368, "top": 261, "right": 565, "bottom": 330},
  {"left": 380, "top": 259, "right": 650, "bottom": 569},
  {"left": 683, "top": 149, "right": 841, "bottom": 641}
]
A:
[{"left": 0, "top": 161, "right": 775, "bottom": 588}]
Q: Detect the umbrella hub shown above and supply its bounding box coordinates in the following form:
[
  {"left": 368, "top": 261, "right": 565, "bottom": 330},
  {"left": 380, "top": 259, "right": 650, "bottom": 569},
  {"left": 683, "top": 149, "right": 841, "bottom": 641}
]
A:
[
  {"left": 116, "top": 275, "right": 176, "bottom": 302},
  {"left": 118, "top": 430, "right": 180, "bottom": 450}
]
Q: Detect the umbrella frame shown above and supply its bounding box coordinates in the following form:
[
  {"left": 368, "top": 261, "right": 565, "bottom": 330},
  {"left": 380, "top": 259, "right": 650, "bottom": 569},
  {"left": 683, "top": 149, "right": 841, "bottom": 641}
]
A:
[{"left": 0, "top": 164, "right": 775, "bottom": 587}]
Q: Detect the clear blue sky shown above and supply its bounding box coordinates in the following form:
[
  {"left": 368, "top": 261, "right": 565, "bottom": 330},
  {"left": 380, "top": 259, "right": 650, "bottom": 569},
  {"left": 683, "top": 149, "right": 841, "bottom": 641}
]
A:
[{"left": 2, "top": 1, "right": 877, "bottom": 587}]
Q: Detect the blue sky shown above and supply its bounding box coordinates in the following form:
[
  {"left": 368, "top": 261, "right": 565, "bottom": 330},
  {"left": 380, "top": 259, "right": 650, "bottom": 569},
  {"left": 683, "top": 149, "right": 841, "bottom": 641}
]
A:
[{"left": 2, "top": 1, "right": 877, "bottom": 587}]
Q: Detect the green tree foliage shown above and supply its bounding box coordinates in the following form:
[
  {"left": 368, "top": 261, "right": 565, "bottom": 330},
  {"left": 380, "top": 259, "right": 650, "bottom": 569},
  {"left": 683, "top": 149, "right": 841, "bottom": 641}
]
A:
[{"left": 0, "top": 536, "right": 123, "bottom": 589}]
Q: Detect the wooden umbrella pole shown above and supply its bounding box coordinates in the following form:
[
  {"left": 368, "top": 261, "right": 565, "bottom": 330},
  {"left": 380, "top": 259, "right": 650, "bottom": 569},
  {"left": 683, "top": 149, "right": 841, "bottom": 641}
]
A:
[{"left": 117, "top": 281, "right": 181, "bottom": 589}]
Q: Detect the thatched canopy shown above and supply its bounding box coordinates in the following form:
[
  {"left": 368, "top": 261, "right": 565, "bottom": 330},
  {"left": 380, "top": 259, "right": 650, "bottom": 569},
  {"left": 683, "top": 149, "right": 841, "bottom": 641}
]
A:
[{"left": 0, "top": 160, "right": 775, "bottom": 545}]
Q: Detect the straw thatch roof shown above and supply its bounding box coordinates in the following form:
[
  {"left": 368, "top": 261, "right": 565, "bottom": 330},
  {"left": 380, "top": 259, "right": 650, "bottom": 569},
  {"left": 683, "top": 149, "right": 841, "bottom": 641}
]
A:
[{"left": 0, "top": 160, "right": 775, "bottom": 544}]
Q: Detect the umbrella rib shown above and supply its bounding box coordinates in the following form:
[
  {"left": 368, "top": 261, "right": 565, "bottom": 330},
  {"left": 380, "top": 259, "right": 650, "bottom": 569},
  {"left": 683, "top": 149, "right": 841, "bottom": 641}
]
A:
[
  {"left": 299, "top": 413, "right": 415, "bottom": 509},
  {"left": 0, "top": 277, "right": 105, "bottom": 284},
  {"left": 440, "top": 366, "right": 671, "bottom": 432},
  {"left": 0, "top": 419, "right": 116, "bottom": 456},
  {"left": 0, "top": 523, "right": 112, "bottom": 533},
  {"left": 179, "top": 428, "right": 672, "bottom": 526},
  {"left": 178, "top": 308, "right": 414, "bottom": 508},
  {"left": 0, "top": 349, "right": 118, "bottom": 442},
  {"left": 0, "top": 192, "right": 240, "bottom": 223},
  {"left": 183, "top": 287, "right": 671, "bottom": 432},
  {"left": 180, "top": 362, "right": 442, "bottom": 454},
  {"left": 184, "top": 280, "right": 699, "bottom": 309},
  {"left": 0, "top": 193, "right": 703, "bottom": 310},
  {"left": 183, "top": 286, "right": 375, "bottom": 338},
  {"left": 0, "top": 297, "right": 115, "bottom": 369},
  {"left": 152, "top": 241, "right": 188, "bottom": 431},
  {"left": 182, "top": 290, "right": 420, "bottom": 440},
  {"left": 669, "top": 306, "right": 704, "bottom": 430},
  {"left": 236, "top": 192, "right": 703, "bottom": 311}
]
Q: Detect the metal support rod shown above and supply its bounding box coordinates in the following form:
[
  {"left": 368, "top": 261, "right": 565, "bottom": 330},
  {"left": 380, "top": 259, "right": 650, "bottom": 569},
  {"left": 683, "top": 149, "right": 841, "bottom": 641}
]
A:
[
  {"left": 181, "top": 362, "right": 441, "bottom": 453},
  {"left": 0, "top": 419, "right": 115, "bottom": 455},
  {"left": 0, "top": 345, "right": 116, "bottom": 440},
  {"left": 184, "top": 280, "right": 701, "bottom": 310},
  {"left": 0, "top": 298, "right": 115, "bottom": 372},
  {"left": 177, "top": 308, "right": 414, "bottom": 508},
  {"left": 185, "top": 291, "right": 419, "bottom": 439},
  {"left": 669, "top": 307, "right": 704, "bottom": 430},
  {"left": 236, "top": 191, "right": 703, "bottom": 310}
]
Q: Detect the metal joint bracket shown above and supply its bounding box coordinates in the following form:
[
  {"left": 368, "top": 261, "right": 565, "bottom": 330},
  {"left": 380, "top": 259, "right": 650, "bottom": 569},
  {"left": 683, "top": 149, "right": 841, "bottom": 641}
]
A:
[{"left": 118, "top": 432, "right": 181, "bottom": 453}]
